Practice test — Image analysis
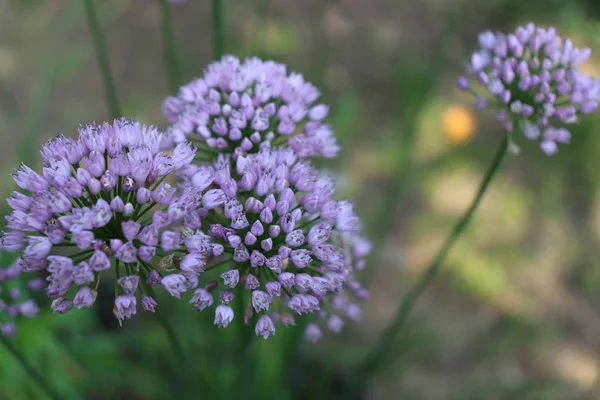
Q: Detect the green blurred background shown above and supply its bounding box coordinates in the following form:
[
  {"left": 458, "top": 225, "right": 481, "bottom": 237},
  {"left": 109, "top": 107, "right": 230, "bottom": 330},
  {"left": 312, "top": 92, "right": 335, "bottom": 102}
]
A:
[{"left": 2, "top": 0, "right": 600, "bottom": 399}]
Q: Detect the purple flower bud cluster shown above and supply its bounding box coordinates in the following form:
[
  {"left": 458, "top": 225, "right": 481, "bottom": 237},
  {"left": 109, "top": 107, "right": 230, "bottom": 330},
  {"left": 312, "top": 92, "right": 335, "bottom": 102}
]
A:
[
  {"left": 0, "top": 119, "right": 206, "bottom": 325},
  {"left": 180, "top": 147, "right": 367, "bottom": 340},
  {"left": 0, "top": 260, "right": 42, "bottom": 337},
  {"left": 458, "top": 22, "right": 600, "bottom": 155},
  {"left": 0, "top": 56, "right": 369, "bottom": 342},
  {"left": 162, "top": 55, "right": 340, "bottom": 159}
]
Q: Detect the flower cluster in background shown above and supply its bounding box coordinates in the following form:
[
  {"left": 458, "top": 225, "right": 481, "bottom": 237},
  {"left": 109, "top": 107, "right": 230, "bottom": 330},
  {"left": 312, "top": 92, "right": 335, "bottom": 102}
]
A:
[
  {"left": 162, "top": 56, "right": 340, "bottom": 159},
  {"left": 458, "top": 22, "right": 600, "bottom": 155},
  {"left": 0, "top": 259, "right": 42, "bottom": 337},
  {"left": 0, "top": 56, "right": 371, "bottom": 341}
]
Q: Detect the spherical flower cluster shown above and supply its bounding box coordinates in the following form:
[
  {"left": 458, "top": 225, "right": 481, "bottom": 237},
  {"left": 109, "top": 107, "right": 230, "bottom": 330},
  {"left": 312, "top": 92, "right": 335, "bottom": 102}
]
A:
[
  {"left": 178, "top": 147, "right": 367, "bottom": 339},
  {"left": 0, "top": 119, "right": 208, "bottom": 324},
  {"left": 458, "top": 22, "right": 600, "bottom": 155},
  {"left": 162, "top": 55, "right": 340, "bottom": 159},
  {"left": 0, "top": 259, "right": 42, "bottom": 337}
]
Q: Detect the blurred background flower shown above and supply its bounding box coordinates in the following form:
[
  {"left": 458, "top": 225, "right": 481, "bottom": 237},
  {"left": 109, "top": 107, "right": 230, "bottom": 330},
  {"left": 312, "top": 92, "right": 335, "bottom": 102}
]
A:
[{"left": 442, "top": 105, "right": 476, "bottom": 145}]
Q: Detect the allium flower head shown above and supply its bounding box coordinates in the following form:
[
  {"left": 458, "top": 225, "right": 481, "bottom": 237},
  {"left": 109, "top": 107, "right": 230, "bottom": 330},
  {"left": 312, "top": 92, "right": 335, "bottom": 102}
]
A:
[
  {"left": 458, "top": 22, "right": 600, "bottom": 155},
  {"left": 163, "top": 55, "right": 340, "bottom": 159},
  {"left": 0, "top": 119, "right": 205, "bottom": 324},
  {"left": 181, "top": 147, "right": 367, "bottom": 340},
  {"left": 0, "top": 259, "right": 42, "bottom": 337}
]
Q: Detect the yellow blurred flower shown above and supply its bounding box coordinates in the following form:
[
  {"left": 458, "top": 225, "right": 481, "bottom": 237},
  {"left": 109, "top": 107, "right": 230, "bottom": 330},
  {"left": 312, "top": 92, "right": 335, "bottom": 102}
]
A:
[{"left": 442, "top": 105, "right": 476, "bottom": 144}]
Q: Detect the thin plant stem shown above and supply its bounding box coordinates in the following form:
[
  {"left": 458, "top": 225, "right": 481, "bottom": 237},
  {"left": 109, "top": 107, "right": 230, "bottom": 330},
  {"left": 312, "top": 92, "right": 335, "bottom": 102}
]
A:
[
  {"left": 83, "top": 0, "right": 122, "bottom": 119},
  {"left": 144, "top": 282, "right": 202, "bottom": 396},
  {"left": 212, "top": 0, "right": 223, "bottom": 59},
  {"left": 343, "top": 136, "right": 510, "bottom": 397},
  {"left": 235, "top": 287, "right": 253, "bottom": 354},
  {"left": 156, "top": 309, "right": 186, "bottom": 364},
  {"left": 0, "top": 335, "right": 65, "bottom": 400},
  {"left": 145, "top": 285, "right": 186, "bottom": 366},
  {"left": 258, "top": 0, "right": 270, "bottom": 18},
  {"left": 157, "top": 0, "right": 182, "bottom": 93},
  {"left": 232, "top": 281, "right": 257, "bottom": 399}
]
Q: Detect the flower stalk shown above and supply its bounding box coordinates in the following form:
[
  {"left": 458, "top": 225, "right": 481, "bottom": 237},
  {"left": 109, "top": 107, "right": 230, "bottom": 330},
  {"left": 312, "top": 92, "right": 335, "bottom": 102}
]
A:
[
  {"left": 344, "top": 135, "right": 510, "bottom": 396},
  {"left": 83, "top": 0, "right": 121, "bottom": 119},
  {"left": 145, "top": 284, "right": 187, "bottom": 365},
  {"left": 158, "top": 0, "right": 182, "bottom": 94},
  {"left": 212, "top": 0, "right": 224, "bottom": 59}
]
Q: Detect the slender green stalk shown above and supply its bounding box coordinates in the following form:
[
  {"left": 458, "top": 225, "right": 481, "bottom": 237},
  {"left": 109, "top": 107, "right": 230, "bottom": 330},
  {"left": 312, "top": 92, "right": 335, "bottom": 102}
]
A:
[
  {"left": 258, "top": 0, "right": 270, "bottom": 18},
  {"left": 145, "top": 285, "right": 186, "bottom": 365},
  {"left": 0, "top": 335, "right": 65, "bottom": 400},
  {"left": 156, "top": 309, "right": 187, "bottom": 364},
  {"left": 212, "top": 0, "right": 223, "bottom": 59},
  {"left": 84, "top": 0, "right": 121, "bottom": 119},
  {"left": 157, "top": 0, "right": 182, "bottom": 93},
  {"left": 343, "top": 136, "right": 510, "bottom": 397},
  {"left": 143, "top": 282, "right": 204, "bottom": 396}
]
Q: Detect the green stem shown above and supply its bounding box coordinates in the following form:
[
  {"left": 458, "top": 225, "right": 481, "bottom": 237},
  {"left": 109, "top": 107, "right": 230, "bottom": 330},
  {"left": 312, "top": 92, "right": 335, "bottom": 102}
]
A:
[
  {"left": 145, "top": 285, "right": 186, "bottom": 365},
  {"left": 0, "top": 335, "right": 65, "bottom": 400},
  {"left": 134, "top": 201, "right": 157, "bottom": 222},
  {"left": 157, "top": 0, "right": 182, "bottom": 93},
  {"left": 233, "top": 286, "right": 256, "bottom": 400},
  {"left": 205, "top": 257, "right": 233, "bottom": 272},
  {"left": 212, "top": 0, "right": 223, "bottom": 59},
  {"left": 157, "top": 309, "right": 186, "bottom": 365},
  {"left": 53, "top": 242, "right": 77, "bottom": 247},
  {"left": 258, "top": 0, "right": 270, "bottom": 18},
  {"left": 83, "top": 0, "right": 121, "bottom": 119},
  {"left": 344, "top": 136, "right": 510, "bottom": 396}
]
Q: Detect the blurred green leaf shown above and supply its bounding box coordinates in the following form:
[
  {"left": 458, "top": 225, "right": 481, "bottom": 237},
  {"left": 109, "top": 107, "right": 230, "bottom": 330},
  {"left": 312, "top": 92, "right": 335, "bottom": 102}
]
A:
[{"left": 0, "top": 78, "right": 20, "bottom": 125}]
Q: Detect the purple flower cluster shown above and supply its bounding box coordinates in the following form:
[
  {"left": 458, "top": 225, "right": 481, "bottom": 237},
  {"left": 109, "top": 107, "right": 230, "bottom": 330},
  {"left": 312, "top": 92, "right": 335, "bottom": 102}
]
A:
[
  {"left": 458, "top": 22, "right": 600, "bottom": 155},
  {"left": 178, "top": 148, "right": 367, "bottom": 339},
  {"left": 162, "top": 56, "right": 340, "bottom": 159},
  {"left": 0, "top": 260, "right": 42, "bottom": 337},
  {"left": 0, "top": 119, "right": 209, "bottom": 324},
  {"left": 0, "top": 57, "right": 369, "bottom": 342}
]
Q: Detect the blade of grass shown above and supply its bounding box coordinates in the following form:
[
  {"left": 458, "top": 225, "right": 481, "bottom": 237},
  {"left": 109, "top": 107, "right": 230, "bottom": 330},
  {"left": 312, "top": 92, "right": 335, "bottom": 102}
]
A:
[
  {"left": 84, "top": 0, "right": 122, "bottom": 119},
  {"left": 212, "top": 0, "right": 224, "bottom": 58},
  {"left": 0, "top": 335, "right": 66, "bottom": 400},
  {"left": 157, "top": 0, "right": 182, "bottom": 93},
  {"left": 0, "top": 78, "right": 20, "bottom": 125}
]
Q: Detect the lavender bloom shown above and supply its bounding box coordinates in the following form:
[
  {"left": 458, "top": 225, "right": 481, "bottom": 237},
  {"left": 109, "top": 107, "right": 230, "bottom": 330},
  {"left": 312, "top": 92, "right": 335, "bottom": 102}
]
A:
[
  {"left": 255, "top": 315, "right": 275, "bottom": 339},
  {"left": 0, "top": 119, "right": 204, "bottom": 324},
  {"left": 162, "top": 55, "right": 340, "bottom": 159},
  {"left": 141, "top": 295, "right": 158, "bottom": 312},
  {"left": 114, "top": 294, "right": 137, "bottom": 325},
  {"left": 178, "top": 147, "right": 368, "bottom": 339},
  {"left": 214, "top": 304, "right": 234, "bottom": 327},
  {"left": 305, "top": 323, "right": 322, "bottom": 343},
  {"left": 458, "top": 23, "right": 600, "bottom": 155},
  {"left": 0, "top": 259, "right": 42, "bottom": 337}
]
